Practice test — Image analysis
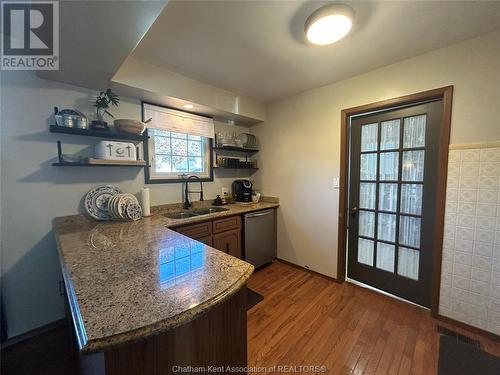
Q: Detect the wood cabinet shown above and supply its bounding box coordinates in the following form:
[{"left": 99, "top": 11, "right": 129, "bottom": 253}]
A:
[
  {"left": 213, "top": 229, "right": 241, "bottom": 259},
  {"left": 196, "top": 235, "right": 213, "bottom": 247},
  {"left": 213, "top": 216, "right": 241, "bottom": 234},
  {"left": 176, "top": 221, "right": 211, "bottom": 238},
  {"left": 80, "top": 288, "right": 248, "bottom": 375},
  {"left": 176, "top": 215, "right": 242, "bottom": 259}
]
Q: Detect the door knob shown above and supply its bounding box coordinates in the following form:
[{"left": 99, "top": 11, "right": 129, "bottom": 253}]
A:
[{"left": 351, "top": 207, "right": 358, "bottom": 218}]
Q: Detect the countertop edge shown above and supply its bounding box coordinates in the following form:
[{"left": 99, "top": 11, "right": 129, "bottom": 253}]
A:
[
  {"left": 53, "top": 230, "right": 88, "bottom": 352},
  {"left": 76, "top": 263, "right": 254, "bottom": 353}
]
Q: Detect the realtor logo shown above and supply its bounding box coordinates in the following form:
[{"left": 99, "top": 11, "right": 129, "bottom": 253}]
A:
[{"left": 1, "top": 1, "right": 59, "bottom": 70}]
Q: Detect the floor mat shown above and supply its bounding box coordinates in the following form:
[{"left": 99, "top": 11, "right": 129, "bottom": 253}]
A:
[
  {"left": 247, "top": 288, "right": 264, "bottom": 310},
  {"left": 438, "top": 335, "right": 500, "bottom": 375}
]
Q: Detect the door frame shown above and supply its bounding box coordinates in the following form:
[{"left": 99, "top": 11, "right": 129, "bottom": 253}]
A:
[{"left": 337, "top": 86, "right": 453, "bottom": 317}]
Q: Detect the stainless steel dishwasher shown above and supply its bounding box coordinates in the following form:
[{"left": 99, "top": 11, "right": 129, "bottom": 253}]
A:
[{"left": 244, "top": 209, "right": 276, "bottom": 268}]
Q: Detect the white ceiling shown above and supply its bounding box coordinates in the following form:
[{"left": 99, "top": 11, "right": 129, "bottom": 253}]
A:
[
  {"left": 38, "top": 1, "right": 166, "bottom": 90},
  {"left": 133, "top": 0, "right": 500, "bottom": 103}
]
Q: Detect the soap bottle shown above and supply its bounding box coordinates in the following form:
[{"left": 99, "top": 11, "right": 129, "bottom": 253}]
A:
[{"left": 213, "top": 195, "right": 223, "bottom": 206}]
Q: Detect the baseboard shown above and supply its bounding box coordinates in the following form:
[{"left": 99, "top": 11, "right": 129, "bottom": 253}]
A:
[
  {"left": 435, "top": 314, "right": 500, "bottom": 342},
  {"left": 0, "top": 318, "right": 67, "bottom": 350},
  {"left": 276, "top": 258, "right": 342, "bottom": 283}
]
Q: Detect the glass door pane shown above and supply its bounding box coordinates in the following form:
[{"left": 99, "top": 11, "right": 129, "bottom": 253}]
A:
[
  {"left": 398, "top": 247, "right": 419, "bottom": 280},
  {"left": 379, "top": 152, "right": 399, "bottom": 180},
  {"left": 358, "top": 211, "right": 375, "bottom": 238},
  {"left": 401, "top": 184, "right": 423, "bottom": 215},
  {"left": 358, "top": 238, "right": 374, "bottom": 266},
  {"left": 360, "top": 154, "right": 377, "bottom": 180},
  {"left": 380, "top": 119, "right": 400, "bottom": 150},
  {"left": 402, "top": 151, "right": 424, "bottom": 181},
  {"left": 378, "top": 213, "right": 397, "bottom": 242},
  {"left": 379, "top": 183, "right": 398, "bottom": 212},
  {"left": 359, "top": 183, "right": 376, "bottom": 209},
  {"left": 376, "top": 243, "right": 395, "bottom": 272},
  {"left": 403, "top": 115, "right": 426, "bottom": 148},
  {"left": 399, "top": 216, "right": 421, "bottom": 248},
  {"left": 361, "top": 123, "right": 378, "bottom": 151}
]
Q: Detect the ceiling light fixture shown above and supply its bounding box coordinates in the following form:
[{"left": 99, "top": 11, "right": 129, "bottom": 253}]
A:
[
  {"left": 305, "top": 4, "right": 354, "bottom": 46},
  {"left": 183, "top": 103, "right": 194, "bottom": 109}
]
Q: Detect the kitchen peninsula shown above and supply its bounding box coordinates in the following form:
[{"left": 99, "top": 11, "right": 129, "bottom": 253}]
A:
[{"left": 52, "top": 202, "right": 279, "bottom": 374}]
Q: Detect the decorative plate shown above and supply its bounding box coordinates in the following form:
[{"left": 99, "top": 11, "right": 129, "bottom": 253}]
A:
[
  {"left": 117, "top": 194, "right": 139, "bottom": 219},
  {"left": 126, "top": 202, "right": 142, "bottom": 221},
  {"left": 110, "top": 194, "right": 121, "bottom": 219},
  {"left": 107, "top": 195, "right": 117, "bottom": 218},
  {"left": 84, "top": 185, "right": 122, "bottom": 220},
  {"left": 113, "top": 195, "right": 122, "bottom": 218}
]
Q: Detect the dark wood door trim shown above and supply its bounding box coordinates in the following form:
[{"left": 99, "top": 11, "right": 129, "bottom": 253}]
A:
[{"left": 337, "top": 86, "right": 453, "bottom": 317}]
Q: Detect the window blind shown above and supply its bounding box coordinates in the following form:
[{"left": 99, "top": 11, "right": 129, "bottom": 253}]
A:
[{"left": 143, "top": 103, "right": 215, "bottom": 138}]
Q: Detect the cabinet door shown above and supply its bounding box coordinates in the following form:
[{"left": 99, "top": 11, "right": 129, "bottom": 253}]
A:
[
  {"left": 196, "top": 235, "right": 213, "bottom": 247},
  {"left": 176, "top": 221, "right": 212, "bottom": 238},
  {"left": 213, "top": 229, "right": 241, "bottom": 259},
  {"left": 213, "top": 216, "right": 241, "bottom": 234}
]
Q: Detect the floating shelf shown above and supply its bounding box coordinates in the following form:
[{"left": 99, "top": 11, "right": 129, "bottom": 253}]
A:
[
  {"left": 53, "top": 161, "right": 148, "bottom": 167},
  {"left": 214, "top": 166, "right": 259, "bottom": 171},
  {"left": 49, "top": 125, "right": 147, "bottom": 142},
  {"left": 213, "top": 146, "right": 259, "bottom": 154}
]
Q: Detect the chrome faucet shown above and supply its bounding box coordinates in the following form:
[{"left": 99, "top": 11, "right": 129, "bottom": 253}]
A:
[{"left": 183, "top": 175, "right": 204, "bottom": 209}]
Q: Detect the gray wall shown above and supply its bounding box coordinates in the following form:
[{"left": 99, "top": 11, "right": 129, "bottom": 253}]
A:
[{"left": 0, "top": 71, "right": 253, "bottom": 337}]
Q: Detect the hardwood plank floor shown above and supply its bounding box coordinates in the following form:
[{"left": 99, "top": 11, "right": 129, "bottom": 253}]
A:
[
  {"left": 247, "top": 261, "right": 500, "bottom": 375},
  {"left": 2, "top": 260, "right": 498, "bottom": 375}
]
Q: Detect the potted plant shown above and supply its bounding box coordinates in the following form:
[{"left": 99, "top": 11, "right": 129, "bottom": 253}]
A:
[{"left": 90, "top": 89, "right": 120, "bottom": 130}]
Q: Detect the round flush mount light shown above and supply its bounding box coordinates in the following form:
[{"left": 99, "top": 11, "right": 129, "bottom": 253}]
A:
[
  {"left": 183, "top": 103, "right": 194, "bottom": 109},
  {"left": 305, "top": 3, "right": 354, "bottom": 45}
]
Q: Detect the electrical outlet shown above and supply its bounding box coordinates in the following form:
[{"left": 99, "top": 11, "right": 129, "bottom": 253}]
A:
[{"left": 221, "top": 187, "right": 228, "bottom": 196}]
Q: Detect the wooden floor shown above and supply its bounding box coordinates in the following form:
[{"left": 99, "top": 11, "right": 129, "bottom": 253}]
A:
[
  {"left": 247, "top": 261, "right": 500, "bottom": 375},
  {"left": 2, "top": 260, "right": 499, "bottom": 375}
]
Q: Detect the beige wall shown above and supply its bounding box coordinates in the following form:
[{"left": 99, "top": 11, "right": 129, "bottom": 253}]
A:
[{"left": 253, "top": 30, "right": 500, "bottom": 278}]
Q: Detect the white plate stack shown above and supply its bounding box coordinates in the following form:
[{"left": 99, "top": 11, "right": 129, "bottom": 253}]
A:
[{"left": 107, "top": 193, "right": 143, "bottom": 221}]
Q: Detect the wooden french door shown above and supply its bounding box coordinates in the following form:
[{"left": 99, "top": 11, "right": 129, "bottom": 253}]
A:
[{"left": 347, "top": 100, "right": 443, "bottom": 307}]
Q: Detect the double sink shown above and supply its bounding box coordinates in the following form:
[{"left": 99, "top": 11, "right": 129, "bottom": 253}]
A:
[{"left": 163, "top": 206, "right": 229, "bottom": 220}]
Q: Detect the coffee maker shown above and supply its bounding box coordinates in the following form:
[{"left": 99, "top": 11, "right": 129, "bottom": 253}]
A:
[{"left": 232, "top": 180, "right": 253, "bottom": 202}]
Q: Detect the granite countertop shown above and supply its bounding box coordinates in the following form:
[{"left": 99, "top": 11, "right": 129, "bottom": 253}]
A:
[
  {"left": 53, "top": 201, "right": 278, "bottom": 353},
  {"left": 156, "top": 200, "right": 280, "bottom": 228}
]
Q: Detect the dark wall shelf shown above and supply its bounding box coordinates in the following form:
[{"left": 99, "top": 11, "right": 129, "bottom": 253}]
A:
[
  {"left": 214, "top": 166, "right": 259, "bottom": 171},
  {"left": 53, "top": 161, "right": 148, "bottom": 167},
  {"left": 49, "top": 125, "right": 147, "bottom": 142},
  {"left": 213, "top": 146, "right": 259, "bottom": 154}
]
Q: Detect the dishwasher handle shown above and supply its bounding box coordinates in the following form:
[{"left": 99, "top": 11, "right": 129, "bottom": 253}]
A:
[{"left": 245, "top": 209, "right": 273, "bottom": 218}]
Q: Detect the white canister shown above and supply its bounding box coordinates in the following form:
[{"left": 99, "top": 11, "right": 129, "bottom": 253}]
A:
[{"left": 95, "top": 141, "right": 137, "bottom": 161}]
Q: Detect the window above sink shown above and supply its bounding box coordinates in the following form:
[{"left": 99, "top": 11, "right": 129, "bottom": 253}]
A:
[{"left": 143, "top": 102, "right": 215, "bottom": 184}]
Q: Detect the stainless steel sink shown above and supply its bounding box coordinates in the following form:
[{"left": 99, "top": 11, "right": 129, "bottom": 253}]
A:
[
  {"left": 163, "top": 206, "right": 229, "bottom": 219},
  {"left": 163, "top": 211, "right": 199, "bottom": 219},
  {"left": 192, "top": 207, "right": 229, "bottom": 215}
]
